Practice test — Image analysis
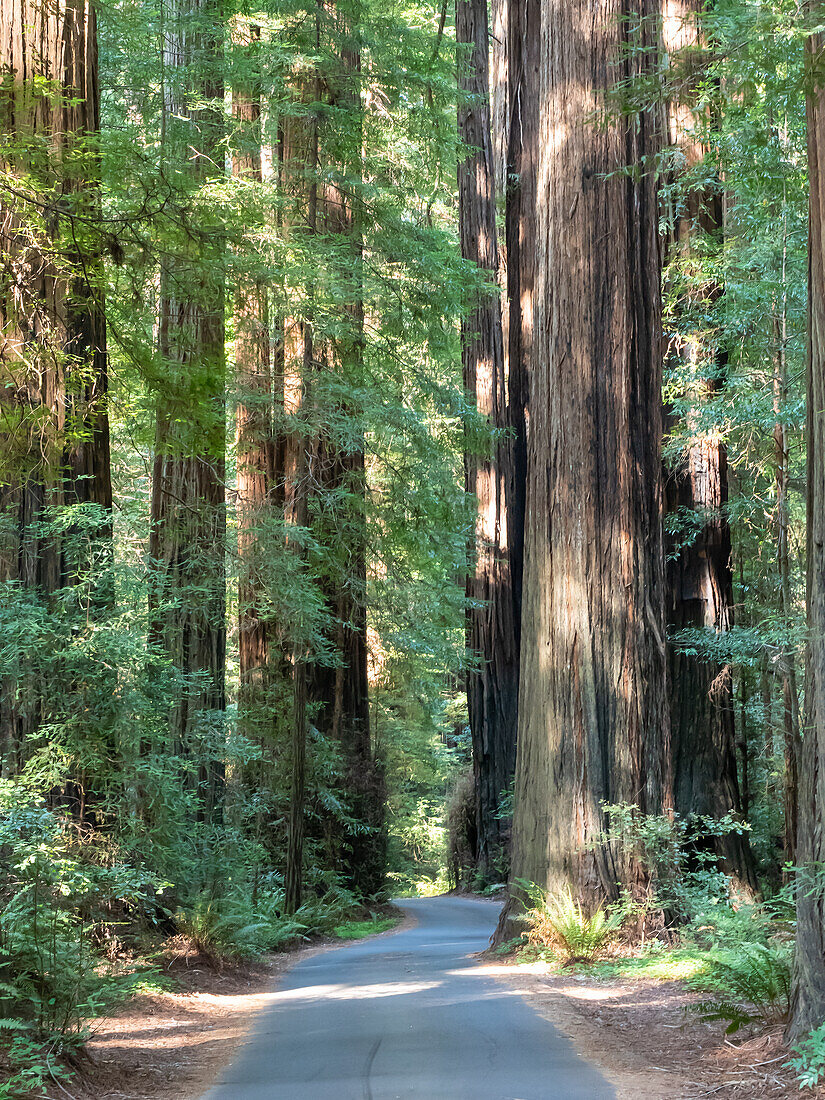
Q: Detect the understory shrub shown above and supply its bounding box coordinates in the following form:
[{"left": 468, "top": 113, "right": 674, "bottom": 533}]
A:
[
  {"left": 693, "top": 942, "right": 792, "bottom": 1032},
  {"left": 173, "top": 880, "right": 365, "bottom": 962},
  {"left": 515, "top": 880, "right": 624, "bottom": 964},
  {"left": 601, "top": 803, "right": 751, "bottom": 923},
  {"left": 0, "top": 781, "right": 161, "bottom": 1096},
  {"left": 787, "top": 1023, "right": 825, "bottom": 1090}
]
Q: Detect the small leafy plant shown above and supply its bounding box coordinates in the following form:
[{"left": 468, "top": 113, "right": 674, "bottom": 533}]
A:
[
  {"left": 515, "top": 880, "right": 624, "bottom": 964},
  {"left": 693, "top": 942, "right": 791, "bottom": 1033},
  {"left": 787, "top": 1022, "right": 825, "bottom": 1090}
]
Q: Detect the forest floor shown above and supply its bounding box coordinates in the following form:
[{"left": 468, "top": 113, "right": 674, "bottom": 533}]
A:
[
  {"left": 486, "top": 955, "right": 819, "bottom": 1098},
  {"left": 43, "top": 912, "right": 409, "bottom": 1100}
]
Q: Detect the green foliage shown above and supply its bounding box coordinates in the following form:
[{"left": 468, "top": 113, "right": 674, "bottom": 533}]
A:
[
  {"left": 514, "top": 881, "right": 624, "bottom": 964},
  {"left": 383, "top": 688, "right": 468, "bottom": 894},
  {"left": 787, "top": 1023, "right": 825, "bottom": 1091},
  {"left": 0, "top": 780, "right": 164, "bottom": 1096},
  {"left": 601, "top": 803, "right": 746, "bottom": 921},
  {"left": 333, "top": 916, "right": 398, "bottom": 939},
  {"left": 174, "top": 891, "right": 310, "bottom": 960},
  {"left": 693, "top": 943, "right": 792, "bottom": 1033}
]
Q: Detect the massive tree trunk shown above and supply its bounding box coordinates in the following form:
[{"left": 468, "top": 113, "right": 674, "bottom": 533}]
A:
[
  {"left": 789, "top": 8, "right": 825, "bottom": 1042},
  {"left": 0, "top": 0, "right": 112, "bottom": 772},
  {"left": 150, "top": 0, "right": 226, "bottom": 822},
  {"left": 499, "top": 0, "right": 670, "bottom": 928},
  {"left": 456, "top": 0, "right": 519, "bottom": 877},
  {"left": 663, "top": 0, "right": 756, "bottom": 895}
]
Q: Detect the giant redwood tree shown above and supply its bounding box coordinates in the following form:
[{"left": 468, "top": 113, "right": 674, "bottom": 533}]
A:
[
  {"left": 232, "top": 21, "right": 279, "bottom": 752},
  {"left": 456, "top": 0, "right": 520, "bottom": 876},
  {"left": 500, "top": 0, "right": 670, "bottom": 923},
  {"left": 0, "top": 0, "right": 112, "bottom": 769},
  {"left": 789, "top": 3, "right": 825, "bottom": 1041}
]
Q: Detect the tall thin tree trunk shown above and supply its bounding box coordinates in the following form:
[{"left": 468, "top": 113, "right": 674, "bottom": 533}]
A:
[
  {"left": 498, "top": 0, "right": 669, "bottom": 935},
  {"left": 789, "top": 8, "right": 825, "bottom": 1040},
  {"left": 456, "top": 0, "right": 519, "bottom": 877},
  {"left": 0, "top": 0, "right": 112, "bottom": 773},
  {"left": 233, "top": 23, "right": 275, "bottom": 745},
  {"left": 772, "top": 205, "right": 801, "bottom": 867},
  {"left": 503, "top": 0, "right": 535, "bottom": 647},
  {"left": 281, "top": 7, "right": 320, "bottom": 911},
  {"left": 662, "top": 0, "right": 756, "bottom": 894},
  {"left": 150, "top": 0, "right": 226, "bottom": 823}
]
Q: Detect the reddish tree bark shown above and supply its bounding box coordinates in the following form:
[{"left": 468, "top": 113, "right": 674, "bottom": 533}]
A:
[
  {"left": 788, "top": 6, "right": 825, "bottom": 1041},
  {"left": 498, "top": 0, "right": 670, "bottom": 935},
  {"left": 0, "top": 0, "right": 112, "bottom": 771},
  {"left": 233, "top": 24, "right": 278, "bottom": 748},
  {"left": 456, "top": 0, "right": 520, "bottom": 876}
]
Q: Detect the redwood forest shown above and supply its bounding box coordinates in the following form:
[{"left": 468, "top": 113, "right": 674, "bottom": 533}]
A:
[{"left": 5, "top": 0, "right": 825, "bottom": 1095}]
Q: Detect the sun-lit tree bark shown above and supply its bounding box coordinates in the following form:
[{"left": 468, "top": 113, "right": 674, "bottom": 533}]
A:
[
  {"left": 0, "top": 0, "right": 112, "bottom": 772},
  {"left": 456, "top": 0, "right": 519, "bottom": 877},
  {"left": 497, "top": 0, "right": 670, "bottom": 935},
  {"left": 663, "top": 0, "right": 757, "bottom": 894},
  {"left": 233, "top": 22, "right": 276, "bottom": 745},
  {"left": 788, "top": 6, "right": 825, "bottom": 1042},
  {"left": 149, "top": 0, "right": 226, "bottom": 821}
]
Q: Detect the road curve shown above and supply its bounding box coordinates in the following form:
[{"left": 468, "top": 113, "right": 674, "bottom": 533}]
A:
[{"left": 199, "top": 894, "right": 615, "bottom": 1099}]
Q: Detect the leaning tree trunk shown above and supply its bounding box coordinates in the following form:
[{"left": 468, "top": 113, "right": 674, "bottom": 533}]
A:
[
  {"left": 150, "top": 0, "right": 226, "bottom": 823},
  {"left": 497, "top": 0, "right": 670, "bottom": 935},
  {"left": 788, "top": 7, "right": 825, "bottom": 1042},
  {"left": 0, "top": 0, "right": 112, "bottom": 774},
  {"left": 456, "top": 0, "right": 520, "bottom": 878},
  {"left": 663, "top": 0, "right": 757, "bottom": 895}
]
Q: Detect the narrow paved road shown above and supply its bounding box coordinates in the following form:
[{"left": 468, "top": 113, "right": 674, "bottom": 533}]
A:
[{"left": 200, "top": 895, "right": 615, "bottom": 1099}]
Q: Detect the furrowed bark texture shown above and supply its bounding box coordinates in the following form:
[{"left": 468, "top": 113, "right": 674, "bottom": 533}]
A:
[
  {"left": 456, "top": 0, "right": 519, "bottom": 875},
  {"left": 503, "top": 0, "right": 536, "bottom": 647},
  {"left": 233, "top": 26, "right": 278, "bottom": 746},
  {"left": 150, "top": 0, "right": 226, "bottom": 821},
  {"left": 663, "top": 0, "right": 756, "bottom": 893},
  {"left": 789, "top": 11, "right": 825, "bottom": 1041},
  {"left": 503, "top": 0, "right": 670, "bottom": 920},
  {"left": 0, "top": 0, "right": 111, "bottom": 771},
  {"left": 665, "top": 440, "right": 756, "bottom": 887}
]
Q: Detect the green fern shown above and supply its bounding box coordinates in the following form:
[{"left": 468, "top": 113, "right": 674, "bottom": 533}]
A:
[
  {"left": 694, "top": 943, "right": 791, "bottom": 1033},
  {"left": 515, "top": 881, "right": 623, "bottom": 963}
]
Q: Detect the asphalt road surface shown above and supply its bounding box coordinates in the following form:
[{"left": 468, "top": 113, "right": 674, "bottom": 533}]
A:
[{"left": 200, "top": 894, "right": 615, "bottom": 1099}]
